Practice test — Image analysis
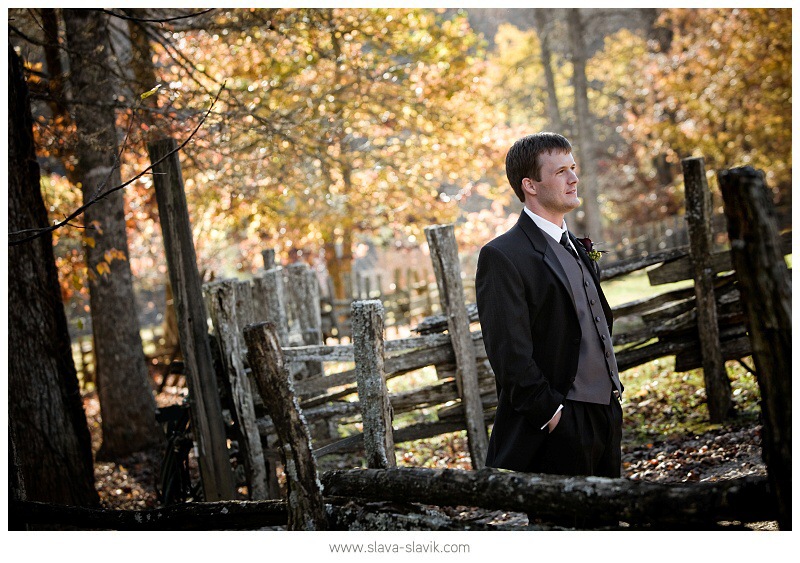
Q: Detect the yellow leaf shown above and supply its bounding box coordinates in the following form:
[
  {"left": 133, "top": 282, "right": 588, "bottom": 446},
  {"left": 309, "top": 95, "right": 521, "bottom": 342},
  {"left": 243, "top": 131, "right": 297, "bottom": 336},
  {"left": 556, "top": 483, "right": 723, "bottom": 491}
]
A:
[
  {"left": 96, "top": 262, "right": 111, "bottom": 276},
  {"left": 83, "top": 236, "right": 96, "bottom": 248},
  {"left": 140, "top": 84, "right": 162, "bottom": 100}
]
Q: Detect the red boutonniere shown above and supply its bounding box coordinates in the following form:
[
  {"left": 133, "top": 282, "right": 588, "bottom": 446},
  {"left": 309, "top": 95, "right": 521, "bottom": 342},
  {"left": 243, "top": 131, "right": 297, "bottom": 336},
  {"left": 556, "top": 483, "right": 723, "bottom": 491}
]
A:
[{"left": 577, "top": 236, "right": 606, "bottom": 262}]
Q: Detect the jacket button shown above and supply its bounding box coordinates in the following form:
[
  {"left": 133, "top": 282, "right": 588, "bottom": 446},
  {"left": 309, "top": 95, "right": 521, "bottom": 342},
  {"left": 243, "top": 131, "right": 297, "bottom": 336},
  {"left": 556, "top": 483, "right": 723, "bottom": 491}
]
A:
[
  {"left": 605, "top": 351, "right": 611, "bottom": 358},
  {"left": 590, "top": 299, "right": 596, "bottom": 305},
  {"left": 595, "top": 316, "right": 601, "bottom": 322}
]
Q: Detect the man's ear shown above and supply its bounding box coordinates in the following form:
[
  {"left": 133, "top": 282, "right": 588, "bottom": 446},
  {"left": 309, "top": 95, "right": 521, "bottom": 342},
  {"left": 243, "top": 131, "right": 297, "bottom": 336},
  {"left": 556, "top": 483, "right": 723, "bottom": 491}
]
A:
[{"left": 521, "top": 178, "right": 536, "bottom": 197}]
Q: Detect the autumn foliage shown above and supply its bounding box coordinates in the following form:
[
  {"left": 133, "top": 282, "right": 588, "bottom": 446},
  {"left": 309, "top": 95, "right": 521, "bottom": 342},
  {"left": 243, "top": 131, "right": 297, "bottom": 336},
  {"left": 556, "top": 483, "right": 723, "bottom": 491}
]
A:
[{"left": 11, "top": 7, "right": 791, "bottom": 297}]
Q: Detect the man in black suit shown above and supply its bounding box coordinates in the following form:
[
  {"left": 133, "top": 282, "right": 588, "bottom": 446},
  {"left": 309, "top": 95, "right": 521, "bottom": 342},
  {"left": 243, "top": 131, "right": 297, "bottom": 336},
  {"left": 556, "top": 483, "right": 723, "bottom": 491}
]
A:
[{"left": 476, "top": 132, "right": 623, "bottom": 478}]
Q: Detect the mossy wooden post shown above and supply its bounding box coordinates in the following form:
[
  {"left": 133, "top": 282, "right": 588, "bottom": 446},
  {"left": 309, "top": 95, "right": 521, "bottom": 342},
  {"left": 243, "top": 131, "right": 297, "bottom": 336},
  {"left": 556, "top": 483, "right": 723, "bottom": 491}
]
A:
[
  {"left": 351, "top": 300, "right": 396, "bottom": 468},
  {"left": 252, "top": 267, "right": 290, "bottom": 345},
  {"left": 204, "top": 279, "right": 269, "bottom": 500},
  {"left": 243, "top": 322, "right": 328, "bottom": 530},
  {"left": 424, "top": 224, "right": 488, "bottom": 470},
  {"left": 286, "top": 262, "right": 324, "bottom": 378},
  {"left": 147, "top": 138, "right": 235, "bottom": 501},
  {"left": 683, "top": 157, "right": 732, "bottom": 422},
  {"left": 719, "top": 166, "right": 792, "bottom": 531}
]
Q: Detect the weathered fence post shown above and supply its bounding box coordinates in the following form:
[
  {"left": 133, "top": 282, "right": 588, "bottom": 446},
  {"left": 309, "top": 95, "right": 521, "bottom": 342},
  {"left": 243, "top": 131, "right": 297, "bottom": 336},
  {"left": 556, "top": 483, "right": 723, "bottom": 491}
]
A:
[
  {"left": 252, "top": 267, "right": 290, "bottom": 346},
  {"left": 351, "top": 300, "right": 396, "bottom": 469},
  {"left": 233, "top": 279, "right": 255, "bottom": 334},
  {"left": 204, "top": 279, "right": 269, "bottom": 500},
  {"left": 286, "top": 262, "right": 324, "bottom": 378},
  {"left": 243, "top": 322, "right": 328, "bottom": 530},
  {"left": 683, "top": 157, "right": 732, "bottom": 422},
  {"left": 719, "top": 166, "right": 791, "bottom": 531},
  {"left": 424, "top": 224, "right": 488, "bottom": 470},
  {"left": 261, "top": 248, "right": 276, "bottom": 270},
  {"left": 147, "top": 138, "right": 235, "bottom": 501}
]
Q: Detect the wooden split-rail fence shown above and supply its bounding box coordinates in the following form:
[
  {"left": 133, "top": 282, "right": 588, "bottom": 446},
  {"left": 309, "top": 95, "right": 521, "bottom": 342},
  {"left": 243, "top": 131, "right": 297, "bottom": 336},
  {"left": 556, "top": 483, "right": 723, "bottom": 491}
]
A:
[
  {"left": 133, "top": 140, "right": 791, "bottom": 529},
  {"left": 199, "top": 167, "right": 788, "bottom": 523}
]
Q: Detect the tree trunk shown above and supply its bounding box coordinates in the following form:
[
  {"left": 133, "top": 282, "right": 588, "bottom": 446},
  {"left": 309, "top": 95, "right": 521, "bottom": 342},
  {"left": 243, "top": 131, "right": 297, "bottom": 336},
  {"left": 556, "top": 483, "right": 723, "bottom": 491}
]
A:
[
  {"left": 125, "top": 10, "right": 182, "bottom": 358},
  {"left": 126, "top": 9, "right": 160, "bottom": 112},
  {"left": 40, "top": 9, "right": 71, "bottom": 127},
  {"left": 324, "top": 228, "right": 354, "bottom": 301},
  {"left": 8, "top": 45, "right": 98, "bottom": 508},
  {"left": 533, "top": 9, "right": 565, "bottom": 133},
  {"left": 62, "top": 9, "right": 162, "bottom": 459},
  {"left": 567, "top": 8, "right": 603, "bottom": 241}
]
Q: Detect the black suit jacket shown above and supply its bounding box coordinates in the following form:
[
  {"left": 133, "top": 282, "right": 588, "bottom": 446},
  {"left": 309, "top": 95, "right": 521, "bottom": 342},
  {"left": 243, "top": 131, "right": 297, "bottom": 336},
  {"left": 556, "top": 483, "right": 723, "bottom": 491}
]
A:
[{"left": 475, "top": 211, "right": 614, "bottom": 471}]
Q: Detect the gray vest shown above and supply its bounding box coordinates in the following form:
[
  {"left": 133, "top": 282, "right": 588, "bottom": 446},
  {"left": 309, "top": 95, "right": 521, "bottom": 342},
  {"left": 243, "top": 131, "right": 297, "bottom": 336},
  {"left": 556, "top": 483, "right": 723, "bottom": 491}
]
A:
[{"left": 547, "top": 235, "right": 622, "bottom": 404}]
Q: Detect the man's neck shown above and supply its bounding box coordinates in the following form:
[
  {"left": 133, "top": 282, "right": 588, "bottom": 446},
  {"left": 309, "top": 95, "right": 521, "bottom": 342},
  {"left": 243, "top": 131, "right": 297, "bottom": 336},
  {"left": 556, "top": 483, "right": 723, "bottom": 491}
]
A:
[{"left": 524, "top": 204, "right": 565, "bottom": 229}]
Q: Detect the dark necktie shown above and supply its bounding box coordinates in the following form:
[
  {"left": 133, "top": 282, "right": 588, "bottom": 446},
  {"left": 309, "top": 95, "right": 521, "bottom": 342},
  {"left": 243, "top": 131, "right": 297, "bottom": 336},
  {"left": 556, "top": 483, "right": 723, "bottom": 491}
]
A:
[{"left": 560, "top": 231, "right": 579, "bottom": 260}]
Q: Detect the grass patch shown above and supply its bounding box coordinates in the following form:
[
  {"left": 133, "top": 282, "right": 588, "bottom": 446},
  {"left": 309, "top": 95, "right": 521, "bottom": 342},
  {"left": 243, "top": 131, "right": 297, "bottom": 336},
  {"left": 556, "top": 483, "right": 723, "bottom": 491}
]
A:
[
  {"left": 601, "top": 268, "right": 693, "bottom": 308},
  {"left": 620, "top": 357, "right": 761, "bottom": 447}
]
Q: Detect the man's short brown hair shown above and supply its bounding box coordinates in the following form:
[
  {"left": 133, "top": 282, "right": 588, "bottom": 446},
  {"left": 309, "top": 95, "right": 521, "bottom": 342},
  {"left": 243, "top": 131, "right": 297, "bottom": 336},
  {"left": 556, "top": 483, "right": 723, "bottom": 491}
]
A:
[{"left": 505, "top": 132, "right": 572, "bottom": 202}]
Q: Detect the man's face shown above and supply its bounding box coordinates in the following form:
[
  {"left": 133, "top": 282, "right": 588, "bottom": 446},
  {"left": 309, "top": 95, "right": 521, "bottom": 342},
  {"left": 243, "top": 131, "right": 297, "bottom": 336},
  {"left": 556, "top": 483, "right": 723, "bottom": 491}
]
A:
[{"left": 528, "top": 150, "right": 581, "bottom": 217}]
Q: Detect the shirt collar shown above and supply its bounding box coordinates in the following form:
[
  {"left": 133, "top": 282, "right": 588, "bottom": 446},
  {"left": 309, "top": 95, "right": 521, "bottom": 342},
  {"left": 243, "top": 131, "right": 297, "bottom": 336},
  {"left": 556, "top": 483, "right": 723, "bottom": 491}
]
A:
[{"left": 523, "top": 207, "right": 569, "bottom": 244}]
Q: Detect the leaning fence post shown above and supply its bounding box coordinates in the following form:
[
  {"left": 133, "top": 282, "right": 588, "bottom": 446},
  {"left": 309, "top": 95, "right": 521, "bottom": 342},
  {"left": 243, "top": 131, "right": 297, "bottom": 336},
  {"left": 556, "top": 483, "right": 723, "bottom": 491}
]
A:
[
  {"left": 719, "top": 166, "right": 791, "bottom": 531},
  {"left": 204, "top": 279, "right": 269, "bottom": 500},
  {"left": 249, "top": 269, "right": 290, "bottom": 497},
  {"left": 148, "top": 138, "right": 235, "bottom": 501},
  {"left": 424, "top": 224, "right": 488, "bottom": 470},
  {"left": 351, "top": 300, "right": 396, "bottom": 469},
  {"left": 683, "top": 156, "right": 732, "bottom": 422},
  {"left": 243, "top": 322, "right": 328, "bottom": 530}
]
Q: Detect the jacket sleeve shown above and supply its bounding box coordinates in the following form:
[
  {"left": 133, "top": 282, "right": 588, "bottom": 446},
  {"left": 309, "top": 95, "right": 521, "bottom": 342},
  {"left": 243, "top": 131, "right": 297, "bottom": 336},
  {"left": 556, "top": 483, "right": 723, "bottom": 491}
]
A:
[{"left": 476, "top": 244, "right": 564, "bottom": 430}]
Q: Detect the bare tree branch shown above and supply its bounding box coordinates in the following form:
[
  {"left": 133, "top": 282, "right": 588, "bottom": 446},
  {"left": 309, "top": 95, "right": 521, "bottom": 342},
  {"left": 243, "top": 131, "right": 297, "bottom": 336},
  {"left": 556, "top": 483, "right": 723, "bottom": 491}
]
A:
[
  {"left": 100, "top": 8, "right": 216, "bottom": 24},
  {"left": 8, "top": 84, "right": 226, "bottom": 247}
]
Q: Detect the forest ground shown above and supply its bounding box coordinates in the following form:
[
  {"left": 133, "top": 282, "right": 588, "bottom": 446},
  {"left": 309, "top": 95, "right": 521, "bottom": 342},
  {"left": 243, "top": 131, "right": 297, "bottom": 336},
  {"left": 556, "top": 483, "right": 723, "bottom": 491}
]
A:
[{"left": 84, "top": 355, "right": 774, "bottom": 530}]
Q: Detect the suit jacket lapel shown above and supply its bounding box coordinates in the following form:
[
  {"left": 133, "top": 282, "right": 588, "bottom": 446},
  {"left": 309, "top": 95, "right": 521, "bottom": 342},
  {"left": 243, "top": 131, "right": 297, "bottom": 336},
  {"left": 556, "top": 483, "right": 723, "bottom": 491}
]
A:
[{"left": 517, "top": 213, "right": 576, "bottom": 310}]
